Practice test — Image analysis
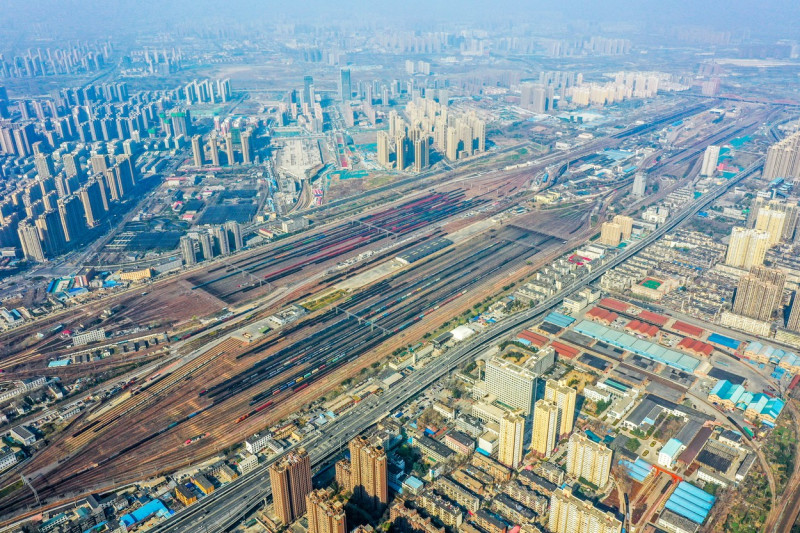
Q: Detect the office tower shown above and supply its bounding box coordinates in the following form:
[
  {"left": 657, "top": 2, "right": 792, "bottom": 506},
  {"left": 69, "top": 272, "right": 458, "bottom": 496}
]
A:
[
  {"left": 180, "top": 236, "right": 196, "bottom": 266},
  {"left": 191, "top": 135, "right": 204, "bottom": 167},
  {"left": 57, "top": 195, "right": 86, "bottom": 243},
  {"left": 566, "top": 433, "right": 612, "bottom": 487},
  {"left": 763, "top": 132, "right": 800, "bottom": 182},
  {"left": 79, "top": 178, "right": 106, "bottom": 227},
  {"left": 413, "top": 137, "right": 429, "bottom": 172},
  {"left": 612, "top": 215, "right": 633, "bottom": 240},
  {"left": 395, "top": 133, "right": 407, "bottom": 171},
  {"left": 732, "top": 266, "right": 786, "bottom": 322},
  {"left": 241, "top": 130, "right": 252, "bottom": 164},
  {"left": 531, "top": 400, "right": 559, "bottom": 458},
  {"left": 225, "top": 133, "right": 235, "bottom": 165},
  {"left": 303, "top": 75, "right": 314, "bottom": 106},
  {"left": 632, "top": 173, "right": 647, "bottom": 197},
  {"left": 544, "top": 379, "right": 576, "bottom": 439},
  {"left": 349, "top": 435, "right": 388, "bottom": 511},
  {"left": 377, "top": 131, "right": 391, "bottom": 168},
  {"left": 725, "top": 227, "right": 771, "bottom": 269},
  {"left": 339, "top": 69, "right": 352, "bottom": 102},
  {"left": 306, "top": 489, "right": 347, "bottom": 533},
  {"left": 209, "top": 136, "right": 220, "bottom": 166},
  {"left": 700, "top": 145, "right": 720, "bottom": 176},
  {"left": 600, "top": 222, "right": 622, "bottom": 246},
  {"left": 18, "top": 220, "right": 46, "bottom": 262},
  {"left": 34, "top": 153, "right": 55, "bottom": 179},
  {"left": 485, "top": 357, "right": 538, "bottom": 415},
  {"left": 225, "top": 221, "right": 243, "bottom": 251},
  {"left": 446, "top": 127, "right": 458, "bottom": 161},
  {"left": 755, "top": 206, "right": 788, "bottom": 246},
  {"left": 498, "top": 412, "right": 525, "bottom": 469},
  {"left": 214, "top": 225, "right": 230, "bottom": 255},
  {"left": 787, "top": 293, "right": 800, "bottom": 332},
  {"left": 269, "top": 448, "right": 312, "bottom": 525},
  {"left": 36, "top": 209, "right": 67, "bottom": 256},
  {"left": 199, "top": 232, "right": 214, "bottom": 260},
  {"left": 549, "top": 487, "right": 622, "bottom": 533}
]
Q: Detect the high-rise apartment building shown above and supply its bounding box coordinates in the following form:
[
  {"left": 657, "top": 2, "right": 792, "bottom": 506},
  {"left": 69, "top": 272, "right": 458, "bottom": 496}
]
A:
[
  {"left": 600, "top": 222, "right": 622, "bottom": 247},
  {"left": 395, "top": 133, "right": 407, "bottom": 171},
  {"left": 787, "top": 293, "right": 800, "bottom": 333},
  {"left": 549, "top": 487, "right": 622, "bottom": 533},
  {"left": 214, "top": 225, "right": 231, "bottom": 255},
  {"left": 34, "top": 152, "right": 55, "bottom": 179},
  {"left": 225, "top": 221, "right": 243, "bottom": 251},
  {"left": 755, "top": 206, "right": 788, "bottom": 246},
  {"left": 725, "top": 227, "right": 770, "bottom": 270},
  {"left": 498, "top": 412, "right": 525, "bottom": 469},
  {"left": 241, "top": 130, "right": 253, "bottom": 164},
  {"left": 225, "top": 133, "right": 235, "bottom": 165},
  {"left": 199, "top": 232, "right": 214, "bottom": 261},
  {"left": 748, "top": 198, "right": 799, "bottom": 242},
  {"left": 531, "top": 400, "right": 559, "bottom": 458},
  {"left": 544, "top": 379, "right": 576, "bottom": 439},
  {"left": 209, "top": 136, "right": 220, "bottom": 166},
  {"left": 700, "top": 145, "right": 720, "bottom": 176},
  {"left": 180, "top": 236, "right": 196, "bottom": 266},
  {"left": 191, "top": 134, "right": 204, "bottom": 167},
  {"left": 612, "top": 215, "right": 633, "bottom": 240},
  {"left": 36, "top": 209, "right": 67, "bottom": 257},
  {"left": 57, "top": 195, "right": 86, "bottom": 243},
  {"left": 17, "top": 220, "right": 45, "bottom": 262},
  {"left": 349, "top": 435, "right": 388, "bottom": 511},
  {"left": 413, "top": 137, "right": 429, "bottom": 172},
  {"left": 306, "top": 489, "right": 347, "bottom": 533},
  {"left": 445, "top": 127, "right": 458, "bottom": 161},
  {"left": 269, "top": 448, "right": 312, "bottom": 525},
  {"left": 763, "top": 132, "right": 800, "bottom": 182},
  {"left": 632, "top": 173, "right": 647, "bottom": 197},
  {"left": 566, "top": 433, "right": 612, "bottom": 487},
  {"left": 377, "top": 131, "right": 391, "bottom": 168},
  {"left": 732, "top": 266, "right": 785, "bottom": 322}
]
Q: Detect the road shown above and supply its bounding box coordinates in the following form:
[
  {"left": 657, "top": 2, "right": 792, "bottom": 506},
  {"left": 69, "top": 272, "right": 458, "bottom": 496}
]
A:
[{"left": 149, "top": 157, "right": 765, "bottom": 532}]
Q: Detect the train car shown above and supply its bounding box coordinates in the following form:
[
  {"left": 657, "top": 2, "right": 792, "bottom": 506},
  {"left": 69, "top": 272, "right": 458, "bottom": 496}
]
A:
[
  {"left": 236, "top": 414, "right": 249, "bottom": 423},
  {"left": 184, "top": 433, "right": 210, "bottom": 446},
  {"left": 255, "top": 401, "right": 273, "bottom": 412},
  {"left": 294, "top": 383, "right": 309, "bottom": 393}
]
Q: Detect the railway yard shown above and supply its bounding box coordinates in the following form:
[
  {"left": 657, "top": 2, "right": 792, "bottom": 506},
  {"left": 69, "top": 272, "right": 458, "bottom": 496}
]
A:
[{"left": 1, "top": 37, "right": 800, "bottom": 532}]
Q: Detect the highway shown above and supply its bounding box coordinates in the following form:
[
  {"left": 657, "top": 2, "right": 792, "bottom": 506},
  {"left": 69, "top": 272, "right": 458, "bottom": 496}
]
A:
[{"left": 149, "top": 157, "right": 765, "bottom": 532}]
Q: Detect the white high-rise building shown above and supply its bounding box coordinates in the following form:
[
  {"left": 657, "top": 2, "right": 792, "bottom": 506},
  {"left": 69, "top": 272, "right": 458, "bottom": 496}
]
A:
[
  {"left": 701, "top": 145, "right": 720, "bottom": 176},
  {"left": 632, "top": 173, "right": 646, "bottom": 197},
  {"left": 566, "top": 433, "right": 612, "bottom": 488}
]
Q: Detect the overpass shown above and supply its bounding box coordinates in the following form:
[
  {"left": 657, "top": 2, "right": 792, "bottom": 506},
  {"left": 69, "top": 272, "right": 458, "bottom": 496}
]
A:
[{"left": 151, "top": 158, "right": 763, "bottom": 532}]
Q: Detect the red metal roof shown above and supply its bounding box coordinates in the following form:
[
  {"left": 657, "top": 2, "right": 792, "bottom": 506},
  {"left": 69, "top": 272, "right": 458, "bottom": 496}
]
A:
[
  {"left": 552, "top": 341, "right": 578, "bottom": 359},
  {"left": 638, "top": 310, "right": 669, "bottom": 327},
  {"left": 599, "top": 298, "right": 629, "bottom": 313},
  {"left": 517, "top": 330, "right": 548, "bottom": 347},
  {"left": 672, "top": 321, "right": 704, "bottom": 337}
]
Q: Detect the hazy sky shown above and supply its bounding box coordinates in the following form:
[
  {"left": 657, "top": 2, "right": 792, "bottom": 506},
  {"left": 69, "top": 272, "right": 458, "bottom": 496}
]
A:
[{"left": 3, "top": 0, "right": 799, "bottom": 40}]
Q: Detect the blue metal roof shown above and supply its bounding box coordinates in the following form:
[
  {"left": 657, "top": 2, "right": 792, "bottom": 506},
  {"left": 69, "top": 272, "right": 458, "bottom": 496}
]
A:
[
  {"left": 707, "top": 333, "right": 741, "bottom": 350},
  {"left": 665, "top": 482, "right": 715, "bottom": 524}
]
